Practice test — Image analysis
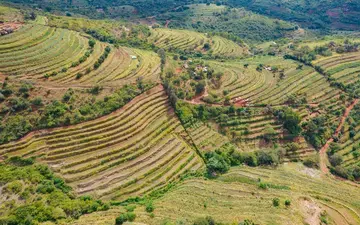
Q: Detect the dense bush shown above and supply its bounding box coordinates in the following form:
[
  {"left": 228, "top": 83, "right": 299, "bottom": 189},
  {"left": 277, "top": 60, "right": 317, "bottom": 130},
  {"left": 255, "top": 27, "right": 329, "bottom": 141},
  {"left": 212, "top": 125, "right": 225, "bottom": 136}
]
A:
[
  {"left": 274, "top": 108, "right": 302, "bottom": 136},
  {"left": 0, "top": 159, "right": 109, "bottom": 224},
  {"left": 115, "top": 212, "right": 136, "bottom": 225}
]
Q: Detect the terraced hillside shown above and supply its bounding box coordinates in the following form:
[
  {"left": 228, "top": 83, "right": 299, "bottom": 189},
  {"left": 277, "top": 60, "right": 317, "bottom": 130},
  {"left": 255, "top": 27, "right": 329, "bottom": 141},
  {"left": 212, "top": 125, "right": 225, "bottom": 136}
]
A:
[
  {"left": 186, "top": 120, "right": 233, "bottom": 154},
  {"left": 148, "top": 164, "right": 360, "bottom": 224},
  {"left": 329, "top": 101, "right": 360, "bottom": 178},
  {"left": 0, "top": 85, "right": 204, "bottom": 201},
  {"left": 216, "top": 108, "right": 316, "bottom": 160},
  {"left": 0, "top": 22, "right": 161, "bottom": 86},
  {"left": 315, "top": 51, "right": 360, "bottom": 97},
  {"left": 148, "top": 28, "right": 247, "bottom": 57},
  {"left": 52, "top": 47, "right": 161, "bottom": 85},
  {"left": 0, "top": 24, "right": 92, "bottom": 77},
  {"left": 68, "top": 163, "right": 360, "bottom": 225},
  {"left": 206, "top": 57, "right": 344, "bottom": 106}
]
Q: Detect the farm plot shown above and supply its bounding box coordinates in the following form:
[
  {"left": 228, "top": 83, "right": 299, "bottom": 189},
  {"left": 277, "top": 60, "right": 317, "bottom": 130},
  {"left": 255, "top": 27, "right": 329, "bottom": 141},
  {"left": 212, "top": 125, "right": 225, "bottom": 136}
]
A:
[
  {"left": 148, "top": 28, "right": 247, "bottom": 57},
  {"left": 52, "top": 47, "right": 161, "bottom": 85},
  {"left": 0, "top": 23, "right": 161, "bottom": 86},
  {"left": 315, "top": 51, "right": 360, "bottom": 95},
  {"left": 213, "top": 109, "right": 316, "bottom": 159},
  {"left": 0, "top": 24, "right": 91, "bottom": 78},
  {"left": 186, "top": 120, "right": 233, "bottom": 154},
  {"left": 0, "top": 85, "right": 204, "bottom": 201},
  {"left": 127, "top": 163, "right": 360, "bottom": 225},
  {"left": 209, "top": 58, "right": 340, "bottom": 106}
]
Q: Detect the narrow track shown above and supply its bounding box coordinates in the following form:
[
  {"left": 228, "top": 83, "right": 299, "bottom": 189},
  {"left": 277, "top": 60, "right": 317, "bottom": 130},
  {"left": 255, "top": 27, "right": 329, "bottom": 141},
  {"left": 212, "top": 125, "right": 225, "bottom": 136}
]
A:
[{"left": 319, "top": 99, "right": 359, "bottom": 174}]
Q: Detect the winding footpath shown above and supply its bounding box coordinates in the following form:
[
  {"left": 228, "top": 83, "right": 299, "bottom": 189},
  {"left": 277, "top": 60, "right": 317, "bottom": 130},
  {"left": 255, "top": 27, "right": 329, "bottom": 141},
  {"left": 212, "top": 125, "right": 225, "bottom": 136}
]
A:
[{"left": 319, "top": 99, "right": 359, "bottom": 174}]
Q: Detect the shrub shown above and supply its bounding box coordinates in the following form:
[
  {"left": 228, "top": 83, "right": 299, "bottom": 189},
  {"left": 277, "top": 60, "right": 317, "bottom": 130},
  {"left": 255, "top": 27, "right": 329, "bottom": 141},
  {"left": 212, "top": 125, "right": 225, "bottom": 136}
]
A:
[
  {"left": 285, "top": 200, "right": 291, "bottom": 206},
  {"left": 243, "top": 153, "right": 257, "bottom": 167},
  {"left": 205, "top": 152, "right": 230, "bottom": 176},
  {"left": 89, "top": 39, "right": 96, "bottom": 48},
  {"left": 329, "top": 154, "right": 343, "bottom": 167},
  {"left": 258, "top": 182, "right": 268, "bottom": 189},
  {"left": 330, "top": 166, "right": 349, "bottom": 179},
  {"left": 7, "top": 156, "right": 35, "bottom": 166},
  {"left": 303, "top": 155, "right": 319, "bottom": 168},
  {"left": 145, "top": 202, "right": 154, "bottom": 213},
  {"left": 239, "top": 219, "right": 255, "bottom": 225},
  {"left": 272, "top": 198, "right": 280, "bottom": 207},
  {"left": 115, "top": 212, "right": 136, "bottom": 225},
  {"left": 76, "top": 73, "right": 83, "bottom": 79},
  {"left": 32, "top": 97, "right": 43, "bottom": 106},
  {"left": 5, "top": 181, "right": 23, "bottom": 194},
  {"left": 89, "top": 86, "right": 102, "bottom": 95}
]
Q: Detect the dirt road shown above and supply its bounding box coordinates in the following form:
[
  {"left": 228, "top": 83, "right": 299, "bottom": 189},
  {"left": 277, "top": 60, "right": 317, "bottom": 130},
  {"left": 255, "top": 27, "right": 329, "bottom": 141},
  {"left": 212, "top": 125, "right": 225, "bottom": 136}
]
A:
[{"left": 319, "top": 99, "right": 359, "bottom": 174}]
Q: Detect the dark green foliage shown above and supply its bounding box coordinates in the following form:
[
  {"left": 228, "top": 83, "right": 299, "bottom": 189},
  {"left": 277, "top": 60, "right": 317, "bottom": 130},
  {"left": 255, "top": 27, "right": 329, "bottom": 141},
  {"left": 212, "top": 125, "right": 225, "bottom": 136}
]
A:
[
  {"left": 88, "top": 86, "right": 102, "bottom": 95},
  {"left": 195, "top": 80, "right": 206, "bottom": 94},
  {"left": 285, "top": 200, "right": 291, "bottom": 206},
  {"left": 302, "top": 115, "right": 332, "bottom": 149},
  {"left": 239, "top": 219, "right": 255, "bottom": 225},
  {"left": 256, "top": 150, "right": 280, "bottom": 165},
  {"left": 205, "top": 151, "right": 230, "bottom": 176},
  {"left": 303, "top": 155, "right": 319, "bottom": 169},
  {"left": 89, "top": 39, "right": 96, "bottom": 48},
  {"left": 329, "top": 154, "right": 343, "bottom": 167},
  {"left": 145, "top": 201, "right": 154, "bottom": 213},
  {"left": 115, "top": 212, "right": 136, "bottom": 225},
  {"left": 9, "top": 97, "right": 30, "bottom": 112},
  {"left": 7, "top": 156, "right": 35, "bottom": 166},
  {"left": 157, "top": 48, "right": 166, "bottom": 66},
  {"left": 272, "top": 198, "right": 280, "bottom": 207},
  {"left": 0, "top": 159, "right": 109, "bottom": 224},
  {"left": 94, "top": 46, "right": 111, "bottom": 69},
  {"left": 0, "top": 115, "right": 32, "bottom": 144},
  {"left": 31, "top": 97, "right": 43, "bottom": 106},
  {"left": 274, "top": 108, "right": 301, "bottom": 136}
]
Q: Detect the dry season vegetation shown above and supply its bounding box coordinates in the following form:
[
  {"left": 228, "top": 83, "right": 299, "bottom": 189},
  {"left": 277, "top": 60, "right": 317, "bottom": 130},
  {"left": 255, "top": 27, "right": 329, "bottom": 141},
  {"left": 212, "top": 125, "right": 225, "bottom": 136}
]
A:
[{"left": 0, "top": 2, "right": 360, "bottom": 225}]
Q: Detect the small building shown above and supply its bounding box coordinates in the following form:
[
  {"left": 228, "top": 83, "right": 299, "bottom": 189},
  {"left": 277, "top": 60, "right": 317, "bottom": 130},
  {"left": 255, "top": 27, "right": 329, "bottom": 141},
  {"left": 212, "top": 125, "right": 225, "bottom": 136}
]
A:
[{"left": 131, "top": 55, "right": 137, "bottom": 60}]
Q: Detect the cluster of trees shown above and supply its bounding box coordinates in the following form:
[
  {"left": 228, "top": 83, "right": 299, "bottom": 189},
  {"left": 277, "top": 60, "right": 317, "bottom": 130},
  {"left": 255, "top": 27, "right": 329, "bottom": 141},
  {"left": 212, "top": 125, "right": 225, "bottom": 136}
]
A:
[
  {"left": 0, "top": 157, "right": 109, "bottom": 224},
  {"left": 0, "top": 82, "right": 155, "bottom": 144},
  {"left": 328, "top": 150, "right": 360, "bottom": 181},
  {"left": 274, "top": 107, "right": 302, "bottom": 137},
  {"left": 164, "top": 59, "right": 221, "bottom": 101},
  {"left": 227, "top": 0, "right": 360, "bottom": 30},
  {"left": 161, "top": 4, "right": 298, "bottom": 43},
  {"left": 94, "top": 46, "right": 111, "bottom": 69},
  {"left": 302, "top": 115, "right": 333, "bottom": 149},
  {"left": 285, "top": 40, "right": 359, "bottom": 67},
  {"left": 205, "top": 145, "right": 286, "bottom": 176}
]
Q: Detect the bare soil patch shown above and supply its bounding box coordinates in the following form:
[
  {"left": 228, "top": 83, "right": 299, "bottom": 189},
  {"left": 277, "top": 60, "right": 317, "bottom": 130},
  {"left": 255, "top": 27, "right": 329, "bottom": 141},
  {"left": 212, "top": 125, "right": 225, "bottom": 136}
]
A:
[{"left": 300, "top": 198, "right": 322, "bottom": 225}]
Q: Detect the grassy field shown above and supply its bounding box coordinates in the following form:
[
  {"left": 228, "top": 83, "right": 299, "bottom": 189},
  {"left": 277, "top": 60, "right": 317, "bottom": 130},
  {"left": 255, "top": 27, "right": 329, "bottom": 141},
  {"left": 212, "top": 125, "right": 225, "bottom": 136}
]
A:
[{"left": 66, "top": 163, "right": 360, "bottom": 225}]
